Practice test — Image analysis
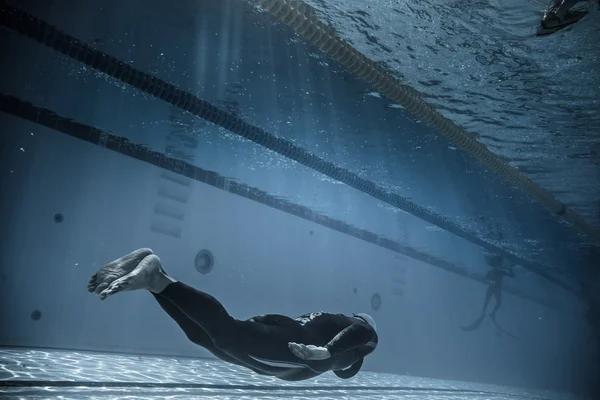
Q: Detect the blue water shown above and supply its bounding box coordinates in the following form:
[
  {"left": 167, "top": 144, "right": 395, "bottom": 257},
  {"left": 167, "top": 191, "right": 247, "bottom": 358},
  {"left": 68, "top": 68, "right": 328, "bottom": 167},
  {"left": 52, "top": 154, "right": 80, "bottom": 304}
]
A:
[
  {"left": 0, "top": 0, "right": 598, "bottom": 397},
  {"left": 2, "top": 0, "right": 598, "bottom": 284}
]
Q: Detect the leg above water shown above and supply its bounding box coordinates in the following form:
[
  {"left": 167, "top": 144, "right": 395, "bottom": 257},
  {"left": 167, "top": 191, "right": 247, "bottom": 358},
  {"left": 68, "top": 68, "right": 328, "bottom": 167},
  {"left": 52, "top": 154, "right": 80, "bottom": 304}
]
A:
[{"left": 537, "top": 0, "right": 590, "bottom": 36}]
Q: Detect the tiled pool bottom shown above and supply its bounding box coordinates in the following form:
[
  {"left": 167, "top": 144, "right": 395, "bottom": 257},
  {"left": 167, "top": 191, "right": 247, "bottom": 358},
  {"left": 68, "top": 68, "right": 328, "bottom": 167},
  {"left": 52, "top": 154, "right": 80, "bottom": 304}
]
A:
[{"left": 0, "top": 348, "right": 584, "bottom": 399}]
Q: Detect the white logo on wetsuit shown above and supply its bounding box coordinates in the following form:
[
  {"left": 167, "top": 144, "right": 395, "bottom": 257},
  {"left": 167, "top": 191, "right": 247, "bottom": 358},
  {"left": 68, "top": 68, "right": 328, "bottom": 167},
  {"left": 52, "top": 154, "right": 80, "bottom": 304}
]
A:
[{"left": 294, "top": 312, "right": 323, "bottom": 326}]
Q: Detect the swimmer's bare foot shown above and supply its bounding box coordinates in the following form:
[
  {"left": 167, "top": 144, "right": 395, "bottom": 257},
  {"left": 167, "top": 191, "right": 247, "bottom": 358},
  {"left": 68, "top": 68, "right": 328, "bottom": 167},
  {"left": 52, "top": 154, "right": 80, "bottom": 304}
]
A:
[
  {"left": 88, "top": 248, "right": 153, "bottom": 296},
  {"left": 99, "top": 254, "right": 174, "bottom": 300}
]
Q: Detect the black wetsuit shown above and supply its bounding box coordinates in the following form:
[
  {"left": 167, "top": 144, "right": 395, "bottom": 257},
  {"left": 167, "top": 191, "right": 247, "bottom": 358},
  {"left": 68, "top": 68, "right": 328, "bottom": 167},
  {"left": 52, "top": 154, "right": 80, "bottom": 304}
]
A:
[{"left": 152, "top": 282, "right": 378, "bottom": 381}]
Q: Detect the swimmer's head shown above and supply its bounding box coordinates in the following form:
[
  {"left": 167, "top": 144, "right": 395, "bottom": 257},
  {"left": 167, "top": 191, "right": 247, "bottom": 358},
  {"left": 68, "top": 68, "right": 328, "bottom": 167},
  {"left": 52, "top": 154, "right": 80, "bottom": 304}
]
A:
[{"left": 354, "top": 313, "right": 377, "bottom": 333}]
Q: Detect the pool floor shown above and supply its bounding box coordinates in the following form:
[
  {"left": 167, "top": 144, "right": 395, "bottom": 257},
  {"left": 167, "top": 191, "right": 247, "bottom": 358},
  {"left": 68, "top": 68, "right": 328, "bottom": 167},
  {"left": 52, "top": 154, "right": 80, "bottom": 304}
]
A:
[{"left": 0, "top": 348, "right": 585, "bottom": 399}]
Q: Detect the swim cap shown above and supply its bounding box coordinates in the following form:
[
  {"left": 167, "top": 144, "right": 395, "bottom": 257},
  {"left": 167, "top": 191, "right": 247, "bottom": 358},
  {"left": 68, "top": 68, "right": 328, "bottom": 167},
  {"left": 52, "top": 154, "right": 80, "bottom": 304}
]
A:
[{"left": 355, "top": 313, "right": 377, "bottom": 333}]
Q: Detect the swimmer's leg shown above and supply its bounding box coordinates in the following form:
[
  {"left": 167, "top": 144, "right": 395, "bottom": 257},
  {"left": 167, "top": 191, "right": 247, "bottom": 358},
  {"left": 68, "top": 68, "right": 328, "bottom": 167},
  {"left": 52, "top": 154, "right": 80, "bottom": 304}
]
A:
[
  {"left": 99, "top": 255, "right": 307, "bottom": 376},
  {"left": 88, "top": 248, "right": 153, "bottom": 295},
  {"left": 488, "top": 290, "right": 519, "bottom": 339},
  {"left": 158, "top": 282, "right": 309, "bottom": 375},
  {"left": 150, "top": 292, "right": 247, "bottom": 367},
  {"left": 481, "top": 285, "right": 495, "bottom": 314},
  {"left": 98, "top": 253, "right": 173, "bottom": 299},
  {"left": 152, "top": 294, "right": 276, "bottom": 376},
  {"left": 489, "top": 288, "right": 503, "bottom": 319},
  {"left": 460, "top": 284, "right": 493, "bottom": 332}
]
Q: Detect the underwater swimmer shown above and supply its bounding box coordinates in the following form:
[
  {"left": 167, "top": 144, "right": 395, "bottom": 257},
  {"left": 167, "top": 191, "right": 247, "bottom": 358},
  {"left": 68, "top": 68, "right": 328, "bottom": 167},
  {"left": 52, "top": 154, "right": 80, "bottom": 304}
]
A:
[
  {"left": 460, "top": 266, "right": 516, "bottom": 336},
  {"left": 87, "top": 248, "right": 378, "bottom": 381},
  {"left": 538, "top": 0, "right": 596, "bottom": 36}
]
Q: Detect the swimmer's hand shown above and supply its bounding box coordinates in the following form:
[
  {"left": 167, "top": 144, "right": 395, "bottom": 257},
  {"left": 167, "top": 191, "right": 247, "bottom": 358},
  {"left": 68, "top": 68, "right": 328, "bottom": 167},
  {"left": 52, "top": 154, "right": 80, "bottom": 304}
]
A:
[{"left": 288, "top": 342, "right": 331, "bottom": 360}]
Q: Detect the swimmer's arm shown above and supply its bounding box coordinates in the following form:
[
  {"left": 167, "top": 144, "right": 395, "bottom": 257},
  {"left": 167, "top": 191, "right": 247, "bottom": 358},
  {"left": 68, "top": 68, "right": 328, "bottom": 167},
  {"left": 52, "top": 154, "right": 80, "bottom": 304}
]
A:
[
  {"left": 326, "top": 323, "right": 377, "bottom": 356},
  {"left": 333, "top": 358, "right": 363, "bottom": 379}
]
